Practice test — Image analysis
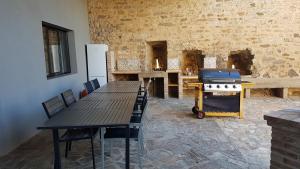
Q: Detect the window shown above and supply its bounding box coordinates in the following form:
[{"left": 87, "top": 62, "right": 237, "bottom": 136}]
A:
[{"left": 42, "top": 22, "right": 71, "bottom": 78}]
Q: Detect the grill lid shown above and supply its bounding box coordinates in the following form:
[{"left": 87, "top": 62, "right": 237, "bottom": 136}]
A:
[{"left": 199, "top": 68, "right": 241, "bottom": 83}]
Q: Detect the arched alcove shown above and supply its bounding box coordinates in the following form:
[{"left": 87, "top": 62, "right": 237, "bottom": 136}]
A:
[{"left": 228, "top": 49, "right": 254, "bottom": 75}]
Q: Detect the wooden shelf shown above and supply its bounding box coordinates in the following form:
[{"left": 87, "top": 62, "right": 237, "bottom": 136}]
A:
[
  {"left": 166, "top": 69, "right": 180, "bottom": 73},
  {"left": 168, "top": 72, "right": 179, "bottom": 98},
  {"left": 168, "top": 86, "right": 178, "bottom": 98},
  {"left": 183, "top": 87, "right": 195, "bottom": 90},
  {"left": 180, "top": 75, "right": 198, "bottom": 79}
]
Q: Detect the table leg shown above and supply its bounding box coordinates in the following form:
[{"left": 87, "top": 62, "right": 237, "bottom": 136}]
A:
[
  {"left": 125, "top": 125, "right": 130, "bottom": 169},
  {"left": 52, "top": 129, "right": 61, "bottom": 169},
  {"left": 100, "top": 128, "right": 105, "bottom": 169}
]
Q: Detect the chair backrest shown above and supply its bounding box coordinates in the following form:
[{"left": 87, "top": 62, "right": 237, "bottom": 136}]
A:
[
  {"left": 91, "top": 78, "right": 100, "bottom": 89},
  {"left": 42, "top": 96, "right": 65, "bottom": 119},
  {"left": 140, "top": 90, "right": 148, "bottom": 113},
  {"left": 84, "top": 81, "right": 94, "bottom": 94},
  {"left": 136, "top": 91, "right": 149, "bottom": 125},
  {"left": 61, "top": 89, "right": 76, "bottom": 107}
]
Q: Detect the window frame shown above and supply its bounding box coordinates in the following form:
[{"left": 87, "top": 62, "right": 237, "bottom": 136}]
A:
[{"left": 42, "top": 21, "right": 72, "bottom": 79}]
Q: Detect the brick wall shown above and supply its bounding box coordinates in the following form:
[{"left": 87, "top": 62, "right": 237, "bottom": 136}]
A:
[{"left": 87, "top": 0, "right": 300, "bottom": 80}]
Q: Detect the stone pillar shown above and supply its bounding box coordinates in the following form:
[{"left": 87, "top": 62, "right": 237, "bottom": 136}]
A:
[
  {"left": 264, "top": 110, "right": 300, "bottom": 169},
  {"left": 245, "top": 88, "right": 251, "bottom": 98},
  {"left": 276, "top": 88, "right": 289, "bottom": 99},
  {"left": 164, "top": 77, "right": 168, "bottom": 99},
  {"left": 178, "top": 76, "right": 183, "bottom": 99}
]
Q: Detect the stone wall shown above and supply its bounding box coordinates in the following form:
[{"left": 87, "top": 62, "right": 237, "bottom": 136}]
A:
[{"left": 87, "top": 0, "right": 300, "bottom": 80}]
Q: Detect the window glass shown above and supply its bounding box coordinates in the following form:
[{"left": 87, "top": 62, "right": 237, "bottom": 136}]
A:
[{"left": 42, "top": 23, "right": 71, "bottom": 78}]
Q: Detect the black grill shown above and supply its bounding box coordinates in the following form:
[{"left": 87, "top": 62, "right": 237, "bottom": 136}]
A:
[{"left": 199, "top": 69, "right": 241, "bottom": 84}]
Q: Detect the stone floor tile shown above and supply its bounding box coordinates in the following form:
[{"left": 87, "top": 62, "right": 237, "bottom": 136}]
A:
[{"left": 0, "top": 97, "right": 299, "bottom": 169}]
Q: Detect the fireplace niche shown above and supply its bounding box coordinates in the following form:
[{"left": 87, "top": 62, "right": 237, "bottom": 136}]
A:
[
  {"left": 181, "top": 50, "right": 205, "bottom": 76},
  {"left": 146, "top": 41, "right": 167, "bottom": 71},
  {"left": 227, "top": 49, "right": 254, "bottom": 75},
  {"left": 180, "top": 50, "right": 205, "bottom": 98}
]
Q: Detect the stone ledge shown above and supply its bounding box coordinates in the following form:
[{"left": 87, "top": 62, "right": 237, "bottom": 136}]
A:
[{"left": 241, "top": 77, "right": 300, "bottom": 88}]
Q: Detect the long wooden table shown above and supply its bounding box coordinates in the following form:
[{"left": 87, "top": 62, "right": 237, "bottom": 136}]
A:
[
  {"left": 94, "top": 81, "right": 142, "bottom": 93},
  {"left": 38, "top": 81, "right": 141, "bottom": 169}
]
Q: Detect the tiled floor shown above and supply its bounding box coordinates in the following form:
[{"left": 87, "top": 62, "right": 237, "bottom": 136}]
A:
[{"left": 0, "top": 97, "right": 300, "bottom": 169}]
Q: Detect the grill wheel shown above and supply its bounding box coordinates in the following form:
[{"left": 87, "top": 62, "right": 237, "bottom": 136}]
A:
[
  {"left": 192, "top": 106, "right": 198, "bottom": 115},
  {"left": 197, "top": 111, "right": 205, "bottom": 119},
  {"left": 192, "top": 106, "right": 205, "bottom": 119}
]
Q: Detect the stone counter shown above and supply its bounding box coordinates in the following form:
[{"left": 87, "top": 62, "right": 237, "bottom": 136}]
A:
[{"left": 264, "top": 109, "right": 300, "bottom": 169}]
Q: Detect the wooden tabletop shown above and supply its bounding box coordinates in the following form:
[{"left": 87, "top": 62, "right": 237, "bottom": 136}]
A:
[
  {"left": 38, "top": 82, "right": 140, "bottom": 129},
  {"left": 94, "top": 81, "right": 142, "bottom": 93},
  {"left": 264, "top": 109, "right": 300, "bottom": 129}
]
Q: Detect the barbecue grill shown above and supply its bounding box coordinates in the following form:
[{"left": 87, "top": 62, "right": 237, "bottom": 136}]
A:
[
  {"left": 200, "top": 69, "right": 242, "bottom": 92},
  {"left": 190, "top": 68, "right": 254, "bottom": 119}
]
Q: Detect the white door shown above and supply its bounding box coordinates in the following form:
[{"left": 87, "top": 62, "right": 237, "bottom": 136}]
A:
[{"left": 86, "top": 44, "right": 108, "bottom": 86}]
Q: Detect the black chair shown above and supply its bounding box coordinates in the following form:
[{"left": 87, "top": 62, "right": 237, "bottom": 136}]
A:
[
  {"left": 103, "top": 91, "right": 148, "bottom": 169},
  {"left": 104, "top": 125, "right": 144, "bottom": 169},
  {"left": 84, "top": 81, "right": 94, "bottom": 94},
  {"left": 131, "top": 90, "right": 148, "bottom": 124},
  {"left": 135, "top": 80, "right": 151, "bottom": 113},
  {"left": 104, "top": 121, "right": 146, "bottom": 168},
  {"left": 91, "top": 78, "right": 100, "bottom": 89},
  {"left": 42, "top": 96, "right": 98, "bottom": 169},
  {"left": 61, "top": 89, "right": 76, "bottom": 107}
]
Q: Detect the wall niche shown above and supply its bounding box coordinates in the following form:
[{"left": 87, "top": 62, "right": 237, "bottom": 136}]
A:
[
  {"left": 227, "top": 49, "right": 254, "bottom": 75},
  {"left": 146, "top": 41, "right": 167, "bottom": 71},
  {"left": 181, "top": 50, "right": 205, "bottom": 76}
]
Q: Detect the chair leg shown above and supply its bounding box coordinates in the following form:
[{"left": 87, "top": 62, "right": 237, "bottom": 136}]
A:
[
  {"left": 137, "top": 138, "right": 142, "bottom": 169},
  {"left": 100, "top": 128, "right": 105, "bottom": 169},
  {"left": 90, "top": 137, "right": 96, "bottom": 169},
  {"left": 140, "top": 126, "right": 145, "bottom": 154},
  {"left": 108, "top": 139, "right": 112, "bottom": 156},
  {"left": 65, "top": 141, "right": 69, "bottom": 158},
  {"left": 68, "top": 141, "right": 72, "bottom": 151}
]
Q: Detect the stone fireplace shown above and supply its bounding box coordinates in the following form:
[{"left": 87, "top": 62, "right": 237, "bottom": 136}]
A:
[
  {"left": 146, "top": 41, "right": 167, "bottom": 71},
  {"left": 181, "top": 50, "right": 205, "bottom": 76},
  {"left": 228, "top": 49, "right": 254, "bottom": 75}
]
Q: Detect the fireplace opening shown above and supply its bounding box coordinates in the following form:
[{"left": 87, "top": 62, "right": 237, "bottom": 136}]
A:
[
  {"left": 227, "top": 49, "right": 254, "bottom": 75},
  {"left": 146, "top": 41, "right": 167, "bottom": 71},
  {"left": 181, "top": 50, "right": 205, "bottom": 76},
  {"left": 113, "top": 74, "right": 139, "bottom": 81},
  {"left": 143, "top": 78, "right": 164, "bottom": 98}
]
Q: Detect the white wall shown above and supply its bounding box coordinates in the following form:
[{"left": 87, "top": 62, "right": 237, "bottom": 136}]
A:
[{"left": 0, "top": 0, "right": 90, "bottom": 156}]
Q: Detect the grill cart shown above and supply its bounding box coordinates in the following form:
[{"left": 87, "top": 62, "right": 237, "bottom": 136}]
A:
[{"left": 189, "top": 69, "right": 254, "bottom": 119}]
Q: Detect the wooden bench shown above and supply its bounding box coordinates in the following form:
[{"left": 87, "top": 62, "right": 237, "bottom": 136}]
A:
[{"left": 242, "top": 77, "right": 300, "bottom": 98}]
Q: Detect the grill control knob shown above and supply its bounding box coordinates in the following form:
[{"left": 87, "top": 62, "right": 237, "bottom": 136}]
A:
[
  {"left": 233, "top": 85, "right": 236, "bottom": 88},
  {"left": 225, "top": 85, "right": 228, "bottom": 88},
  {"left": 209, "top": 85, "right": 212, "bottom": 88},
  {"left": 217, "top": 85, "right": 220, "bottom": 88}
]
